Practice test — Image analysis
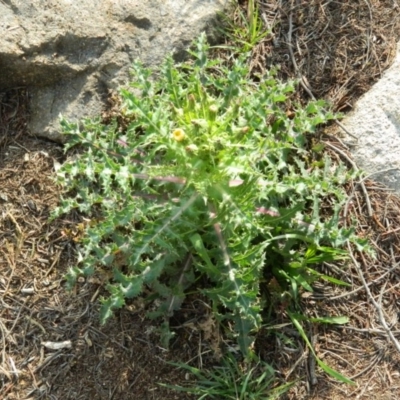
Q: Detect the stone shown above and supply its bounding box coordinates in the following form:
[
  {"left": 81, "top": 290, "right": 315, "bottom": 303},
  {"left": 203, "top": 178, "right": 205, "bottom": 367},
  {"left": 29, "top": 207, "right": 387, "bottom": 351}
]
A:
[
  {"left": 0, "top": 0, "right": 229, "bottom": 143},
  {"left": 339, "top": 42, "right": 400, "bottom": 193}
]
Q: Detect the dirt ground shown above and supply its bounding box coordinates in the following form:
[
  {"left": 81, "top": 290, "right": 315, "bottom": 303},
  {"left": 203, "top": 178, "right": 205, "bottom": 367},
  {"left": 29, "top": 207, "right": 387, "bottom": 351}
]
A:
[{"left": 1, "top": 1, "right": 400, "bottom": 399}]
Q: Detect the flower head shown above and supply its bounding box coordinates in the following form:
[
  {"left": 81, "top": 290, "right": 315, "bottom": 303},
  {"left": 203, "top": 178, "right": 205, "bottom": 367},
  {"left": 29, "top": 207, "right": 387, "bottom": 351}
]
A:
[
  {"left": 186, "top": 144, "right": 198, "bottom": 152},
  {"left": 174, "top": 108, "right": 184, "bottom": 117},
  {"left": 172, "top": 128, "right": 186, "bottom": 142},
  {"left": 209, "top": 104, "right": 218, "bottom": 114}
]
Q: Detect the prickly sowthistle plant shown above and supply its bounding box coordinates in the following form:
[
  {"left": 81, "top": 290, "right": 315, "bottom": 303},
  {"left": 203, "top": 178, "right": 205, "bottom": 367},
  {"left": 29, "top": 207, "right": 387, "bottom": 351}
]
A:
[{"left": 54, "top": 33, "right": 360, "bottom": 358}]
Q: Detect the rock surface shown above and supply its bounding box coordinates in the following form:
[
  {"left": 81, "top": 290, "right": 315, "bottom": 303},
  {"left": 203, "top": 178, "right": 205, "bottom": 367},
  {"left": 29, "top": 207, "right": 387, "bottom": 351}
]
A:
[
  {"left": 340, "top": 42, "right": 400, "bottom": 193},
  {"left": 0, "top": 0, "right": 229, "bottom": 142}
]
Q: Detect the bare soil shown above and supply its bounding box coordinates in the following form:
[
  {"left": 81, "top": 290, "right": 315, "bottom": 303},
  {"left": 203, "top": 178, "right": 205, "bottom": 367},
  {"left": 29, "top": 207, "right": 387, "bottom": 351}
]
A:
[{"left": 1, "top": 1, "right": 400, "bottom": 399}]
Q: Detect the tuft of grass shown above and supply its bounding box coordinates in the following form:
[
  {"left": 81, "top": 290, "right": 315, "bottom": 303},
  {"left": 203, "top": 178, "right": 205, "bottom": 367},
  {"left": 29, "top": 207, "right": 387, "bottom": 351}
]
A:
[
  {"left": 162, "top": 353, "right": 294, "bottom": 400},
  {"left": 218, "top": 0, "right": 270, "bottom": 54}
]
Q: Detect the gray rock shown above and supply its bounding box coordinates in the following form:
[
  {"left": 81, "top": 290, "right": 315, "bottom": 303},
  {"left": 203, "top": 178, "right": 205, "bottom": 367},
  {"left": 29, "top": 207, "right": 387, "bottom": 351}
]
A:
[
  {"left": 0, "top": 0, "right": 229, "bottom": 142},
  {"left": 339, "top": 42, "right": 400, "bottom": 193}
]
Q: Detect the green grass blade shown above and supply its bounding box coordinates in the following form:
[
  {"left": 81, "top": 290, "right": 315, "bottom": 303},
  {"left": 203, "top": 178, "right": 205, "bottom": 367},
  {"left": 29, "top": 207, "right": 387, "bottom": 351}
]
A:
[{"left": 288, "top": 311, "right": 354, "bottom": 384}]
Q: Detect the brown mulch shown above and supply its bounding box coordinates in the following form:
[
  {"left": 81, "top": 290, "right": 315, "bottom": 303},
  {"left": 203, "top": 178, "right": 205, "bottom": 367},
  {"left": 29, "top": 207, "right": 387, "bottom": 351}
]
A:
[
  {"left": 249, "top": 1, "right": 400, "bottom": 398},
  {"left": 1, "top": 0, "right": 400, "bottom": 399},
  {"left": 253, "top": 0, "right": 400, "bottom": 111},
  {"left": 0, "top": 137, "right": 199, "bottom": 399},
  {"left": 258, "top": 177, "right": 400, "bottom": 399}
]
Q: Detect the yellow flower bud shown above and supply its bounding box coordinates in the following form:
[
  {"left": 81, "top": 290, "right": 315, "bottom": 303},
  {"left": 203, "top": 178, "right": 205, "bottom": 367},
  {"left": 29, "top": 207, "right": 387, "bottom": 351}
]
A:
[{"left": 172, "top": 128, "right": 186, "bottom": 142}]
